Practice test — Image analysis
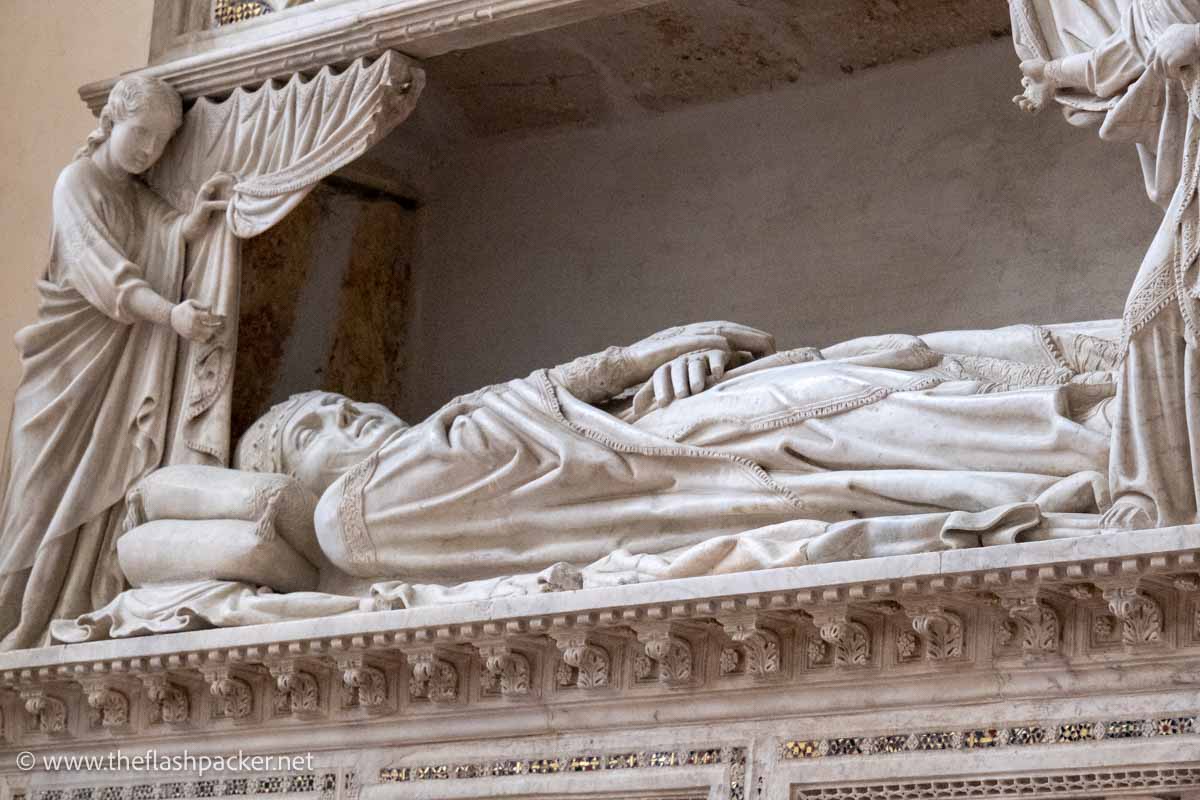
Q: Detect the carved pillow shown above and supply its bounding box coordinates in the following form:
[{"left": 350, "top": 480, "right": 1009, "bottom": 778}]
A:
[
  {"left": 125, "top": 465, "right": 322, "bottom": 567},
  {"left": 118, "top": 519, "right": 318, "bottom": 593}
]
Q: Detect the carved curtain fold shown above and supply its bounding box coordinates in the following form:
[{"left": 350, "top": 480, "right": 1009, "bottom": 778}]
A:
[{"left": 146, "top": 51, "right": 425, "bottom": 465}]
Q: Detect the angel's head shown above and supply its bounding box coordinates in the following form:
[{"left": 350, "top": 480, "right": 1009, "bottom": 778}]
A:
[
  {"left": 78, "top": 76, "right": 183, "bottom": 174},
  {"left": 233, "top": 392, "right": 409, "bottom": 496}
]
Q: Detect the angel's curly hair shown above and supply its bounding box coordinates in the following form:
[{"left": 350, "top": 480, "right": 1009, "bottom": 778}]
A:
[{"left": 75, "top": 76, "right": 183, "bottom": 160}]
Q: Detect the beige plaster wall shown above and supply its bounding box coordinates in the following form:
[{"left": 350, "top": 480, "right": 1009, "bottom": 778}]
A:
[
  {"left": 405, "top": 38, "right": 1163, "bottom": 419},
  {"left": 0, "top": 0, "right": 154, "bottom": 451}
]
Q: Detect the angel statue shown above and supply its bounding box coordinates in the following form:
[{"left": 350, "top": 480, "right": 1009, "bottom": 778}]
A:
[
  {"left": 1009, "top": 0, "right": 1200, "bottom": 530},
  {"left": 0, "top": 77, "right": 230, "bottom": 651},
  {"left": 0, "top": 53, "right": 424, "bottom": 650}
]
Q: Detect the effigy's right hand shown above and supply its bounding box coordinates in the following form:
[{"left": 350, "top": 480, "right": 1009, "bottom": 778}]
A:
[
  {"left": 170, "top": 299, "right": 225, "bottom": 343},
  {"left": 624, "top": 321, "right": 775, "bottom": 386}
]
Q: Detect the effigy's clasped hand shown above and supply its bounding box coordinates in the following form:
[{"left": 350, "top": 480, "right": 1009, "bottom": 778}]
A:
[{"left": 627, "top": 321, "right": 775, "bottom": 380}]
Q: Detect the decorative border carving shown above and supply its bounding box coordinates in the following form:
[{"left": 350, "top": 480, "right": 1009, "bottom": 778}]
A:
[
  {"left": 790, "top": 766, "right": 1200, "bottom": 800},
  {"left": 379, "top": 745, "right": 732, "bottom": 786},
  {"left": 782, "top": 714, "right": 1197, "bottom": 760}
]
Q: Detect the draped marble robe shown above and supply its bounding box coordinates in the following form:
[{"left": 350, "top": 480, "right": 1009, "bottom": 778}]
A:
[
  {"left": 0, "top": 52, "right": 423, "bottom": 650},
  {"left": 1012, "top": 0, "right": 1200, "bottom": 526},
  {"left": 315, "top": 321, "right": 1118, "bottom": 590},
  {"left": 53, "top": 319, "right": 1124, "bottom": 641}
]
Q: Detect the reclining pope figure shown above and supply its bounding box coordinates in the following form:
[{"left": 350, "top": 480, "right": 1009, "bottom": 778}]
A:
[{"left": 55, "top": 317, "right": 1121, "bottom": 641}]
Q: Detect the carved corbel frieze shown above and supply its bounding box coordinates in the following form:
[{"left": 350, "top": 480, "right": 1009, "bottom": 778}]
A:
[
  {"left": 716, "top": 612, "right": 797, "bottom": 678},
  {"left": 1100, "top": 584, "right": 1164, "bottom": 647},
  {"left": 404, "top": 649, "right": 459, "bottom": 703},
  {"left": 267, "top": 660, "right": 323, "bottom": 717},
  {"left": 200, "top": 665, "right": 254, "bottom": 721},
  {"left": 20, "top": 688, "right": 68, "bottom": 735},
  {"left": 78, "top": 679, "right": 130, "bottom": 730},
  {"left": 139, "top": 674, "right": 190, "bottom": 725},
  {"left": 475, "top": 642, "right": 533, "bottom": 698},
  {"left": 630, "top": 623, "right": 695, "bottom": 686},
  {"left": 335, "top": 655, "right": 389, "bottom": 710},
  {"left": 997, "top": 592, "right": 1061, "bottom": 657},
  {"left": 549, "top": 631, "right": 613, "bottom": 690},
  {"left": 808, "top": 608, "right": 871, "bottom": 668}
]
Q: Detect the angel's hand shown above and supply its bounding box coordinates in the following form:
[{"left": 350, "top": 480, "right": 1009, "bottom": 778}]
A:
[
  {"left": 1149, "top": 24, "right": 1200, "bottom": 80},
  {"left": 181, "top": 172, "right": 235, "bottom": 242},
  {"left": 1013, "top": 60, "right": 1055, "bottom": 114}
]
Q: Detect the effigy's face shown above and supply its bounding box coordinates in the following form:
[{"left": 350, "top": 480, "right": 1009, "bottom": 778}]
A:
[
  {"left": 281, "top": 393, "right": 408, "bottom": 496},
  {"left": 107, "top": 108, "right": 177, "bottom": 175}
]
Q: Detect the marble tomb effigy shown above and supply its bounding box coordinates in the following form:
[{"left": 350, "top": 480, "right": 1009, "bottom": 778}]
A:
[{"left": 3, "top": 1, "right": 1200, "bottom": 798}]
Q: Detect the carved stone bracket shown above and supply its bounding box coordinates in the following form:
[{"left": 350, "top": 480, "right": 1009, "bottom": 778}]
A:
[
  {"left": 717, "top": 612, "right": 786, "bottom": 678},
  {"left": 476, "top": 642, "right": 533, "bottom": 698},
  {"left": 405, "top": 650, "right": 459, "bottom": 703},
  {"left": 631, "top": 623, "right": 694, "bottom": 686},
  {"left": 20, "top": 688, "right": 67, "bottom": 734},
  {"left": 267, "top": 660, "right": 322, "bottom": 717},
  {"left": 810, "top": 608, "right": 871, "bottom": 667},
  {"left": 200, "top": 666, "right": 253, "bottom": 720},
  {"left": 139, "top": 674, "right": 190, "bottom": 725},
  {"left": 549, "top": 631, "right": 613, "bottom": 690},
  {"left": 336, "top": 655, "right": 388, "bottom": 709},
  {"left": 1101, "top": 584, "right": 1163, "bottom": 647},
  {"left": 79, "top": 679, "right": 130, "bottom": 729},
  {"left": 903, "top": 606, "right": 965, "bottom": 661},
  {"left": 998, "top": 593, "right": 1061, "bottom": 657}
]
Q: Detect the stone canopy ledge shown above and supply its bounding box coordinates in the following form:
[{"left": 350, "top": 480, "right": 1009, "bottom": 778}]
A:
[
  {"left": 0, "top": 526, "right": 1197, "bottom": 752},
  {"left": 3, "top": 527, "right": 1196, "bottom": 672},
  {"left": 78, "top": 0, "right": 656, "bottom": 114}
]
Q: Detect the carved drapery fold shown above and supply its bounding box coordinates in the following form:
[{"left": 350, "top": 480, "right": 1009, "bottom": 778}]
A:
[{"left": 144, "top": 51, "right": 424, "bottom": 466}]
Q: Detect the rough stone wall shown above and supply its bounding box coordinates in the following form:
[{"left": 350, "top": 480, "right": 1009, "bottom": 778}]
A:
[
  {"left": 232, "top": 191, "right": 320, "bottom": 439},
  {"left": 232, "top": 184, "right": 415, "bottom": 439},
  {"left": 320, "top": 186, "right": 416, "bottom": 417}
]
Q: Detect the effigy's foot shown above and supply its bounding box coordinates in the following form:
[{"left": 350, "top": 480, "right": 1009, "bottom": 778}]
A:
[{"left": 1099, "top": 500, "right": 1155, "bottom": 532}]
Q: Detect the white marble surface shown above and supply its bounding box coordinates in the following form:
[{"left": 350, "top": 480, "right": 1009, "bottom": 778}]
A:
[{"left": 1, "top": 525, "right": 1194, "bottom": 669}]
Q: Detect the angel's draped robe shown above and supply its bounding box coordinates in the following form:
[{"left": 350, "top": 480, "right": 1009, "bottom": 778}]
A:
[{"left": 0, "top": 159, "right": 187, "bottom": 649}]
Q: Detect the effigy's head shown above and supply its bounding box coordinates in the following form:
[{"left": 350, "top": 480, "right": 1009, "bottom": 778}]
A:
[
  {"left": 81, "top": 76, "right": 184, "bottom": 172},
  {"left": 234, "top": 391, "right": 409, "bottom": 496}
]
